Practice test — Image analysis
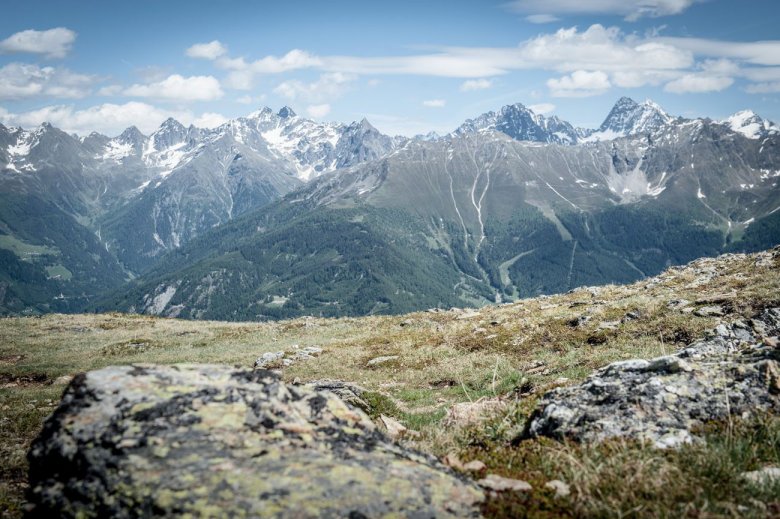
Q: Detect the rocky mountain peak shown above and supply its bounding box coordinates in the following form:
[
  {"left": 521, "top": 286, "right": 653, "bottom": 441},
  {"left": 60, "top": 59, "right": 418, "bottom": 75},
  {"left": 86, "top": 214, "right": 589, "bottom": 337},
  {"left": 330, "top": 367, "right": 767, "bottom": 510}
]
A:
[
  {"left": 118, "top": 126, "right": 146, "bottom": 146},
  {"left": 596, "top": 97, "right": 673, "bottom": 138},
  {"left": 277, "top": 106, "right": 297, "bottom": 119},
  {"left": 152, "top": 117, "right": 188, "bottom": 150},
  {"left": 455, "top": 101, "right": 581, "bottom": 144}
]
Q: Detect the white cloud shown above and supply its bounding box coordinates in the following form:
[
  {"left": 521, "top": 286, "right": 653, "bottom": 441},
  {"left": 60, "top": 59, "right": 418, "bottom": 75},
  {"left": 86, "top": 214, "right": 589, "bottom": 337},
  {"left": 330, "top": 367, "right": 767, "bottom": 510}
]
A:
[
  {"left": 0, "top": 63, "right": 94, "bottom": 100},
  {"left": 193, "top": 112, "right": 228, "bottom": 128},
  {"left": 186, "top": 40, "right": 227, "bottom": 60},
  {"left": 123, "top": 74, "right": 223, "bottom": 101},
  {"left": 525, "top": 14, "right": 560, "bottom": 24},
  {"left": 97, "top": 85, "right": 123, "bottom": 96},
  {"left": 0, "top": 102, "right": 197, "bottom": 136},
  {"left": 528, "top": 103, "right": 556, "bottom": 114},
  {"left": 0, "top": 28, "right": 76, "bottom": 58},
  {"left": 423, "top": 99, "right": 446, "bottom": 108},
  {"left": 547, "top": 70, "right": 611, "bottom": 97},
  {"left": 746, "top": 82, "right": 780, "bottom": 94},
  {"left": 518, "top": 25, "right": 693, "bottom": 73},
  {"left": 460, "top": 78, "right": 493, "bottom": 91},
  {"left": 274, "top": 72, "right": 356, "bottom": 103},
  {"left": 216, "top": 49, "right": 322, "bottom": 89},
  {"left": 506, "top": 0, "right": 704, "bottom": 21},
  {"left": 306, "top": 104, "right": 331, "bottom": 118},
  {"left": 658, "top": 37, "right": 780, "bottom": 66},
  {"left": 190, "top": 25, "right": 694, "bottom": 83},
  {"left": 664, "top": 74, "right": 733, "bottom": 93}
]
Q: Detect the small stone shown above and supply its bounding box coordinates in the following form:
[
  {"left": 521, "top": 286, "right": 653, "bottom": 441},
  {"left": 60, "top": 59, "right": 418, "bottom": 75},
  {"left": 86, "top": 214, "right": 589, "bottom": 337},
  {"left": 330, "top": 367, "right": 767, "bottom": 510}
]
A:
[
  {"left": 53, "top": 375, "right": 73, "bottom": 385},
  {"left": 443, "top": 398, "right": 507, "bottom": 428},
  {"left": 544, "top": 480, "right": 571, "bottom": 498},
  {"left": 442, "top": 453, "right": 464, "bottom": 471},
  {"left": 379, "top": 415, "right": 407, "bottom": 440},
  {"left": 366, "top": 355, "right": 399, "bottom": 367},
  {"left": 399, "top": 319, "right": 413, "bottom": 327},
  {"left": 597, "top": 321, "right": 620, "bottom": 331},
  {"left": 292, "top": 377, "right": 301, "bottom": 385},
  {"left": 463, "top": 460, "right": 487, "bottom": 474},
  {"left": 254, "top": 351, "right": 285, "bottom": 368},
  {"left": 623, "top": 310, "right": 641, "bottom": 321},
  {"left": 646, "top": 356, "right": 693, "bottom": 374},
  {"left": 667, "top": 299, "right": 691, "bottom": 309},
  {"left": 694, "top": 305, "right": 724, "bottom": 317},
  {"left": 741, "top": 466, "right": 780, "bottom": 485},
  {"left": 478, "top": 475, "right": 532, "bottom": 492}
]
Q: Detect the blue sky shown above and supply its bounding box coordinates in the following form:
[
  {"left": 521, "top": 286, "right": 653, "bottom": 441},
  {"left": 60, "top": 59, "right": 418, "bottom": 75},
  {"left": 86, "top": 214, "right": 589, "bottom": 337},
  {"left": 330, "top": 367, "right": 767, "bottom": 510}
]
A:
[{"left": 1, "top": 0, "right": 779, "bottom": 136}]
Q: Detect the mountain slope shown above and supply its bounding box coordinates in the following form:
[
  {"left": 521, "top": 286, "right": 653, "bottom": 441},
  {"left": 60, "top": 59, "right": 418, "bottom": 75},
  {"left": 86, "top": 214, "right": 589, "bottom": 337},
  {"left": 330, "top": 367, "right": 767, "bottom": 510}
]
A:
[{"left": 100, "top": 114, "right": 780, "bottom": 320}]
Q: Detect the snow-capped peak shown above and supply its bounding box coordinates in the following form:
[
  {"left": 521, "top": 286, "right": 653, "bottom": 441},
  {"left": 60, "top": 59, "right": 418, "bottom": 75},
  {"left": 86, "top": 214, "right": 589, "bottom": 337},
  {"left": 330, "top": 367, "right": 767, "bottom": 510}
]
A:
[{"left": 720, "top": 110, "right": 778, "bottom": 139}]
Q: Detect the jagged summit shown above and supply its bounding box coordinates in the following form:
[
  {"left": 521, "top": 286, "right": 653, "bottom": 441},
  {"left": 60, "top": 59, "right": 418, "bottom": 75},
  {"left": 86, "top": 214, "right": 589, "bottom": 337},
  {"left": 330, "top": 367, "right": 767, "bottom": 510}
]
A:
[
  {"left": 277, "top": 106, "right": 297, "bottom": 119},
  {"left": 454, "top": 102, "right": 583, "bottom": 144},
  {"left": 588, "top": 97, "right": 674, "bottom": 141}
]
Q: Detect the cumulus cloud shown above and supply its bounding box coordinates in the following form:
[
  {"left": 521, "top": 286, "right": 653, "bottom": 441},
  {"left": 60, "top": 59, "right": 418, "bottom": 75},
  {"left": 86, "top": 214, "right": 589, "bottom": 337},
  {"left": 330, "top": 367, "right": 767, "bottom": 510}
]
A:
[
  {"left": 506, "top": 0, "right": 704, "bottom": 21},
  {"left": 422, "top": 99, "right": 446, "bottom": 107},
  {"left": 123, "top": 74, "right": 224, "bottom": 101},
  {"left": 460, "top": 78, "right": 493, "bottom": 91},
  {"left": 186, "top": 40, "right": 227, "bottom": 60},
  {"left": 0, "top": 102, "right": 199, "bottom": 136},
  {"left": 306, "top": 104, "right": 331, "bottom": 118},
  {"left": 547, "top": 70, "right": 611, "bottom": 97},
  {"left": 518, "top": 25, "right": 693, "bottom": 73},
  {"left": 273, "top": 72, "right": 355, "bottom": 103},
  {"left": 0, "top": 28, "right": 76, "bottom": 58},
  {"left": 0, "top": 63, "right": 94, "bottom": 100},
  {"left": 528, "top": 103, "right": 556, "bottom": 114}
]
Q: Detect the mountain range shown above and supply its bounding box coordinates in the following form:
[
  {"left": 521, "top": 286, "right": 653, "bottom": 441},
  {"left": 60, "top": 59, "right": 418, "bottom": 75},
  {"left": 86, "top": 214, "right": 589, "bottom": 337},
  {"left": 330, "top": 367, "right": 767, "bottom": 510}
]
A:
[{"left": 1, "top": 97, "right": 779, "bottom": 318}]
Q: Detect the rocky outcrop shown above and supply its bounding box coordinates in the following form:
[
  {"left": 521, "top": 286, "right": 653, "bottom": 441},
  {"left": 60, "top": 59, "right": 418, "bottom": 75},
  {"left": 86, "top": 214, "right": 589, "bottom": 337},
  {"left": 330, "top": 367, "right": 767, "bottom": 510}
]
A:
[
  {"left": 27, "top": 365, "right": 483, "bottom": 518},
  {"left": 523, "top": 308, "right": 780, "bottom": 448}
]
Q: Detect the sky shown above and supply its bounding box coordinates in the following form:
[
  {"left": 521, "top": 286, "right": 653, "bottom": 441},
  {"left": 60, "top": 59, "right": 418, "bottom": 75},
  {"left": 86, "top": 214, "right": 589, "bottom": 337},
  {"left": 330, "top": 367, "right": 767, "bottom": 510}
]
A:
[{"left": 0, "top": 0, "right": 779, "bottom": 137}]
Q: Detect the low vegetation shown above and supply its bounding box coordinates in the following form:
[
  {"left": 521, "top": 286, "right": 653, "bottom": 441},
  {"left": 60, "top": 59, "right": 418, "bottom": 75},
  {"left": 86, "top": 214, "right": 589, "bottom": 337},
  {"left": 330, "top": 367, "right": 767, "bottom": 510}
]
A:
[{"left": 2, "top": 249, "right": 779, "bottom": 517}]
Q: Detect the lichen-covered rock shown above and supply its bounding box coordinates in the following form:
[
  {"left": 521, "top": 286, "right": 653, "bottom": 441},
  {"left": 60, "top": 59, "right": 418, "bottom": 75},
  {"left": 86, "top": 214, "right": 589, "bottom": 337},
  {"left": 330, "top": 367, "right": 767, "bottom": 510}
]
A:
[
  {"left": 523, "top": 308, "right": 780, "bottom": 448},
  {"left": 27, "top": 364, "right": 483, "bottom": 518}
]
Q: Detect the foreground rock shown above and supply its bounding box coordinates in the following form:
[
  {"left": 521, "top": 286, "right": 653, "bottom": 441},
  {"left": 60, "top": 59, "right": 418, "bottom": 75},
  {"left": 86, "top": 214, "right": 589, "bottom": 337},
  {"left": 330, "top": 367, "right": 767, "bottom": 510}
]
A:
[
  {"left": 523, "top": 308, "right": 780, "bottom": 448},
  {"left": 28, "top": 365, "right": 483, "bottom": 518}
]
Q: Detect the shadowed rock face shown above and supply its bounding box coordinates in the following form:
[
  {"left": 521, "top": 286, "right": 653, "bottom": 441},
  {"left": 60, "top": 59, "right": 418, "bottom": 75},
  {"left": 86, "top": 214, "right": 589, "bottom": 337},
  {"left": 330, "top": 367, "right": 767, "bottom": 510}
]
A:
[
  {"left": 27, "top": 365, "right": 483, "bottom": 518},
  {"left": 522, "top": 307, "right": 780, "bottom": 448}
]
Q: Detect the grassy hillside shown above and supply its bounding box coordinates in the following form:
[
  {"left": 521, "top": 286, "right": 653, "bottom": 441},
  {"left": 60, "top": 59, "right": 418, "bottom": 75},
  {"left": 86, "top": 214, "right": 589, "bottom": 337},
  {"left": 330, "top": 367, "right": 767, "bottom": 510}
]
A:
[{"left": 2, "top": 248, "right": 780, "bottom": 517}]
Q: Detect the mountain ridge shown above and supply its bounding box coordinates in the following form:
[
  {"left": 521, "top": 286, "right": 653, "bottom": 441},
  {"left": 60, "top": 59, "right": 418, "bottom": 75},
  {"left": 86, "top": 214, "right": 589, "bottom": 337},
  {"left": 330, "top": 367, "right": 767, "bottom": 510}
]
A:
[{"left": 2, "top": 97, "right": 780, "bottom": 317}]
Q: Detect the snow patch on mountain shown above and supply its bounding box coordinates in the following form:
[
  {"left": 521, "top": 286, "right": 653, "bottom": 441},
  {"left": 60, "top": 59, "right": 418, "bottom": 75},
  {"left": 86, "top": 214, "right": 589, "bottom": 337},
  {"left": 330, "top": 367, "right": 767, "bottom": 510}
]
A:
[{"left": 101, "top": 140, "right": 134, "bottom": 162}]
